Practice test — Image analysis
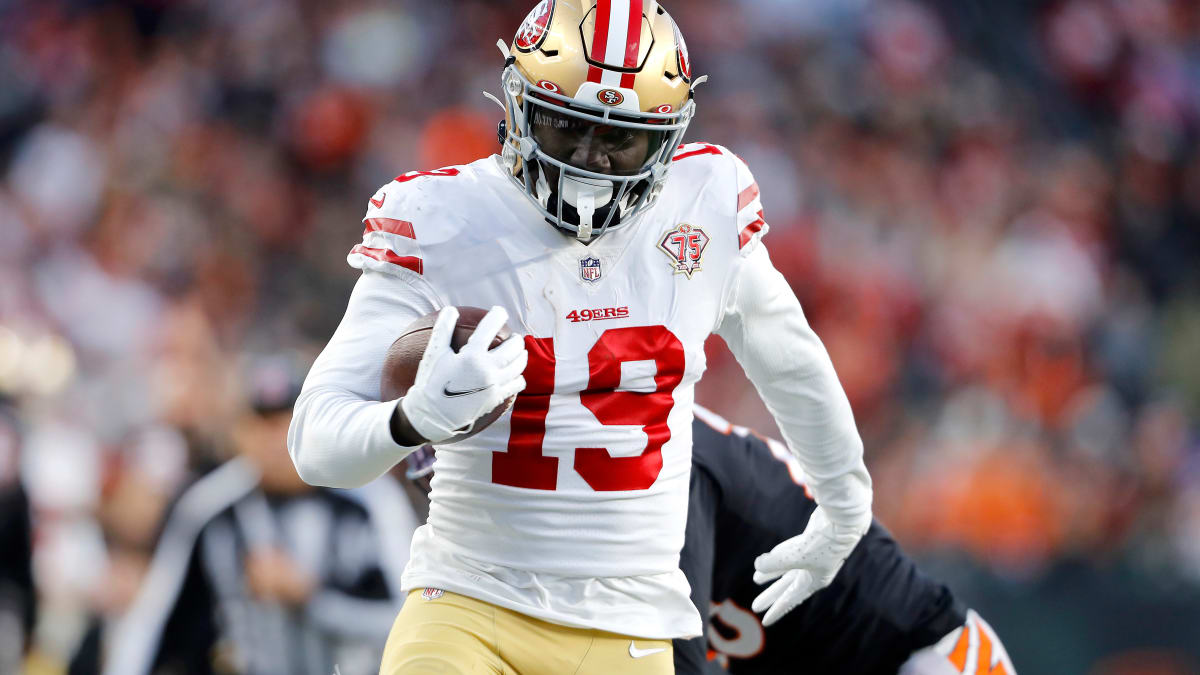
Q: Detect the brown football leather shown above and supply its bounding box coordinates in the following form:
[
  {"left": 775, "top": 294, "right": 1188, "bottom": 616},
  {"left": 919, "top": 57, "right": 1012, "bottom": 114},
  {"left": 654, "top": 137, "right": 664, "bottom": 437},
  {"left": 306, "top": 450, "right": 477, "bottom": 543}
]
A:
[{"left": 381, "top": 307, "right": 516, "bottom": 442}]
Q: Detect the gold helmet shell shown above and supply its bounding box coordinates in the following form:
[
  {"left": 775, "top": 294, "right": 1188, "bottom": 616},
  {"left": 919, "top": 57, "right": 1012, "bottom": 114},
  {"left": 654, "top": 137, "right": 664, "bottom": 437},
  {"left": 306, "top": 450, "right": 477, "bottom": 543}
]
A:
[{"left": 498, "top": 0, "right": 702, "bottom": 239}]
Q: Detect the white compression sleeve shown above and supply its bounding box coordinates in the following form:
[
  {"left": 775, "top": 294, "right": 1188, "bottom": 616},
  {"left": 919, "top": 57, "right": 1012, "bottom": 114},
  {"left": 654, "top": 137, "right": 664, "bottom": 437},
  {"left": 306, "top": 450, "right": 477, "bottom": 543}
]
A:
[
  {"left": 714, "top": 244, "right": 872, "bottom": 531},
  {"left": 287, "top": 271, "right": 438, "bottom": 488}
]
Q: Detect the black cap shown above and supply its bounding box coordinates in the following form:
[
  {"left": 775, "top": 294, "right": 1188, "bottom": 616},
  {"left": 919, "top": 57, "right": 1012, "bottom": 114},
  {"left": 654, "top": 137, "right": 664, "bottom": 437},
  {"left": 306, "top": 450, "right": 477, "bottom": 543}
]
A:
[{"left": 244, "top": 355, "right": 305, "bottom": 415}]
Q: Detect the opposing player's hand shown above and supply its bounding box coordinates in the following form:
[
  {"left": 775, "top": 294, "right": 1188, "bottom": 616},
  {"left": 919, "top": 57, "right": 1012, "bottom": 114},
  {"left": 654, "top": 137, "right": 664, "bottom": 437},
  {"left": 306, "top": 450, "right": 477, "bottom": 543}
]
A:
[
  {"left": 750, "top": 506, "right": 867, "bottom": 626},
  {"left": 399, "top": 306, "right": 528, "bottom": 444}
]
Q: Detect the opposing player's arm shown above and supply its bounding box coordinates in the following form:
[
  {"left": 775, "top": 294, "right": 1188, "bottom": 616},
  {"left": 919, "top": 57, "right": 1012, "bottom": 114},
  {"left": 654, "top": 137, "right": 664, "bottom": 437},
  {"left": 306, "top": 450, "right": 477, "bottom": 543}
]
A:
[
  {"left": 288, "top": 182, "right": 442, "bottom": 488},
  {"left": 675, "top": 414, "right": 814, "bottom": 674},
  {"left": 713, "top": 155, "right": 872, "bottom": 626}
]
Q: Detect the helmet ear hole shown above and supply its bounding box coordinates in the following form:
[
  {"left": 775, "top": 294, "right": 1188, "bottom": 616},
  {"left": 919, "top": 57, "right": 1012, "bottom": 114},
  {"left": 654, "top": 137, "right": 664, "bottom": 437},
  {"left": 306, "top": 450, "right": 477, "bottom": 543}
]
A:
[{"left": 497, "top": 120, "right": 508, "bottom": 146}]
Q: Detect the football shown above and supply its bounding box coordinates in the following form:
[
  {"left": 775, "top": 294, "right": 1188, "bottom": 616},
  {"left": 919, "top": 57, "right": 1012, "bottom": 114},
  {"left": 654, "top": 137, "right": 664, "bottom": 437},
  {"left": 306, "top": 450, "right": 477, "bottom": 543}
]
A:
[{"left": 381, "top": 306, "right": 517, "bottom": 441}]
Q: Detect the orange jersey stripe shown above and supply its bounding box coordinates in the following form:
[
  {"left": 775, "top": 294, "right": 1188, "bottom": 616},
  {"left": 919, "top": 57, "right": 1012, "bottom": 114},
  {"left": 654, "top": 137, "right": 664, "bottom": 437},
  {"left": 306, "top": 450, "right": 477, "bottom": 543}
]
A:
[
  {"left": 948, "top": 625, "right": 970, "bottom": 672},
  {"left": 974, "top": 618, "right": 1007, "bottom": 675}
]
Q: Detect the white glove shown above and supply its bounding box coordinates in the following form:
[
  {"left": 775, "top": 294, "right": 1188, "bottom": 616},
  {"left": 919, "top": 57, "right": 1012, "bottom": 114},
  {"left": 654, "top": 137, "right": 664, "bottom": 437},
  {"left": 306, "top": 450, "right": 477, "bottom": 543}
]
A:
[
  {"left": 751, "top": 506, "right": 868, "bottom": 626},
  {"left": 399, "top": 306, "right": 528, "bottom": 444}
]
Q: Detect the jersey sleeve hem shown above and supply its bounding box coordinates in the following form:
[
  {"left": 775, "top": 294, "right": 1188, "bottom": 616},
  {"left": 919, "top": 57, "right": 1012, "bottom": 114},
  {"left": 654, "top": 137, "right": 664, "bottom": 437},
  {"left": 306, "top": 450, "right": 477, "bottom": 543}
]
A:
[{"left": 348, "top": 179, "right": 428, "bottom": 281}]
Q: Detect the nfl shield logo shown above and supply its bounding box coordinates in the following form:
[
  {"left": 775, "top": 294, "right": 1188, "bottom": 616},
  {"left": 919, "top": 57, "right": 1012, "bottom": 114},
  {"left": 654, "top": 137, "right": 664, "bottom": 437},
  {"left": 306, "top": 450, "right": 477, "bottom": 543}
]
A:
[
  {"left": 421, "top": 588, "right": 444, "bottom": 601},
  {"left": 579, "top": 256, "right": 602, "bottom": 282}
]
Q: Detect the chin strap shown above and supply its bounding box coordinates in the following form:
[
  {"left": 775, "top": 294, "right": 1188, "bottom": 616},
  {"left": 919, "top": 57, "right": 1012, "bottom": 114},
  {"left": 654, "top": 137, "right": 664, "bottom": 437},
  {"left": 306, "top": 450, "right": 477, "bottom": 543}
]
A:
[
  {"left": 534, "top": 170, "right": 552, "bottom": 207},
  {"left": 534, "top": 168, "right": 613, "bottom": 240},
  {"left": 574, "top": 193, "right": 595, "bottom": 240},
  {"left": 562, "top": 175, "right": 612, "bottom": 240}
]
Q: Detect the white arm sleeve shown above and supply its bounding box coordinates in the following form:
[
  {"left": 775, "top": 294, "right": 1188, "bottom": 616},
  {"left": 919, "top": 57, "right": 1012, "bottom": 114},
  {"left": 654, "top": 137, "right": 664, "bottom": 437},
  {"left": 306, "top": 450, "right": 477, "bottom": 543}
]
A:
[
  {"left": 287, "top": 270, "right": 438, "bottom": 488},
  {"left": 715, "top": 244, "right": 872, "bottom": 531}
]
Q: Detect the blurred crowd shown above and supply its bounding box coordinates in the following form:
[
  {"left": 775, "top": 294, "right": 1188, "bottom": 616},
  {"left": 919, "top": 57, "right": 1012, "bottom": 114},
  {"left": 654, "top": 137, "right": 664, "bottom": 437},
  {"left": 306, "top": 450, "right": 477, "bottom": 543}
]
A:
[{"left": 0, "top": 0, "right": 1197, "bottom": 671}]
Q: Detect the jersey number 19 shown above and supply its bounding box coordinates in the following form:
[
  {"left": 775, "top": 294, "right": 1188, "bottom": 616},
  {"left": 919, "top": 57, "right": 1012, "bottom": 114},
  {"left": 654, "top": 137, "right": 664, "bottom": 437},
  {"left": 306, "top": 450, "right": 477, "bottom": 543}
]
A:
[{"left": 492, "top": 326, "right": 684, "bottom": 492}]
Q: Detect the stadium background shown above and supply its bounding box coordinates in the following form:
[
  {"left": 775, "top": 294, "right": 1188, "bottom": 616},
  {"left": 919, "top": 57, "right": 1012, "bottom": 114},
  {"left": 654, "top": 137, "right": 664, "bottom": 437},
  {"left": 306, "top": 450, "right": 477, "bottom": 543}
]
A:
[{"left": 0, "top": 0, "right": 1198, "bottom": 672}]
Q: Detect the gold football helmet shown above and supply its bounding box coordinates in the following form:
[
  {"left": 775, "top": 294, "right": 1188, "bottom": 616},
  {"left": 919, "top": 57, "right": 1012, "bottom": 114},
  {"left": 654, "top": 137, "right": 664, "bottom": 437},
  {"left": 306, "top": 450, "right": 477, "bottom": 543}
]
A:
[{"left": 496, "top": 0, "right": 704, "bottom": 239}]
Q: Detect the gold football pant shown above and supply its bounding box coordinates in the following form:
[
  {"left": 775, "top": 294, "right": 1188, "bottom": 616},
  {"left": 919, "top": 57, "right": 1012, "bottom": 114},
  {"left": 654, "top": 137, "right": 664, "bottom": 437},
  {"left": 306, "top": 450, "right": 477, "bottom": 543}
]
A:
[{"left": 380, "top": 589, "right": 674, "bottom": 674}]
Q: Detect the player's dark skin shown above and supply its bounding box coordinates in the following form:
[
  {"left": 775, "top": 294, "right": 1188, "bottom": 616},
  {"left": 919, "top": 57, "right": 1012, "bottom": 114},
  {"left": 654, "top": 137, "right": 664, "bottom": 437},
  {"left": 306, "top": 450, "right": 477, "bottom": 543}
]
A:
[
  {"left": 530, "top": 107, "right": 653, "bottom": 176},
  {"left": 391, "top": 406, "right": 427, "bottom": 446},
  {"left": 389, "top": 108, "right": 658, "bottom": 444}
]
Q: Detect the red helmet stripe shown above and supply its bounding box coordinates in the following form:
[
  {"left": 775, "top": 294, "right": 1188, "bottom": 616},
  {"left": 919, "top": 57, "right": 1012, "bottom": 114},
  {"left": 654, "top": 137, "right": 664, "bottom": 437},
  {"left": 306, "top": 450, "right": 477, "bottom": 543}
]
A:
[
  {"left": 589, "top": 0, "right": 645, "bottom": 87},
  {"left": 591, "top": 0, "right": 612, "bottom": 64},
  {"left": 587, "top": 0, "right": 613, "bottom": 83},
  {"left": 623, "top": 0, "right": 643, "bottom": 68},
  {"left": 617, "top": 0, "right": 642, "bottom": 88}
]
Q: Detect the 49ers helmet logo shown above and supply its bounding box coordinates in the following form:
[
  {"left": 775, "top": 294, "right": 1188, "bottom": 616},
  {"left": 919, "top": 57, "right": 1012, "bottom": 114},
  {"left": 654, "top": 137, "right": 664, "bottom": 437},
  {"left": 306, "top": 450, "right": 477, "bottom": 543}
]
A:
[
  {"left": 597, "top": 88, "right": 624, "bottom": 106},
  {"left": 674, "top": 24, "right": 692, "bottom": 82},
  {"left": 514, "top": 0, "right": 555, "bottom": 52}
]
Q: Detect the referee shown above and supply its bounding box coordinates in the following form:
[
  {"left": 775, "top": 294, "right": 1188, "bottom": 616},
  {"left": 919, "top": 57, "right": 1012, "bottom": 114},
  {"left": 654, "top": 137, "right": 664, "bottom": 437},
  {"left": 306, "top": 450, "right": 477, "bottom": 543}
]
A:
[{"left": 100, "top": 359, "right": 421, "bottom": 675}]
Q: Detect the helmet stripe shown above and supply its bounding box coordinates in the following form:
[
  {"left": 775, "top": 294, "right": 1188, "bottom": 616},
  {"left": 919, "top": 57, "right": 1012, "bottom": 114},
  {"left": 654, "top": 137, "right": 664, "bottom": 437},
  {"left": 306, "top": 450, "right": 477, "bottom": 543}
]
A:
[
  {"left": 619, "top": 0, "right": 643, "bottom": 87},
  {"left": 623, "top": 0, "right": 643, "bottom": 68},
  {"left": 587, "top": 0, "right": 610, "bottom": 82},
  {"left": 588, "top": 0, "right": 639, "bottom": 86},
  {"left": 602, "top": 0, "right": 631, "bottom": 69},
  {"left": 590, "top": 0, "right": 613, "bottom": 70}
]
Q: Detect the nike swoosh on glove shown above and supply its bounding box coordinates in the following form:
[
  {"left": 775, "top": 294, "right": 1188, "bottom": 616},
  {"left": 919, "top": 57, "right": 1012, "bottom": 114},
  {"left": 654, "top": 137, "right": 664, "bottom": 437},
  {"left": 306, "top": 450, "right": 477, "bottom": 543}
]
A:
[
  {"left": 399, "top": 306, "right": 528, "bottom": 444},
  {"left": 750, "top": 506, "right": 868, "bottom": 626}
]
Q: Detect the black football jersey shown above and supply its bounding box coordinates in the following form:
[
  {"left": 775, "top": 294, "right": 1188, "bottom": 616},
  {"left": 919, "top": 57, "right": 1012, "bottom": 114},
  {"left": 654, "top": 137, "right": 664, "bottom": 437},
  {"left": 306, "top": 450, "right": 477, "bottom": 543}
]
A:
[{"left": 674, "top": 411, "right": 967, "bottom": 674}]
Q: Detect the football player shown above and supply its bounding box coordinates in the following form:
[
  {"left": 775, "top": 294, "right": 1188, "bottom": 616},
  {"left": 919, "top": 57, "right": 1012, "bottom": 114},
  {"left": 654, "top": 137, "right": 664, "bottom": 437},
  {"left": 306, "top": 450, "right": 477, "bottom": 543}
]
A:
[
  {"left": 99, "top": 364, "right": 414, "bottom": 675},
  {"left": 398, "top": 408, "right": 1016, "bottom": 675},
  {"left": 288, "top": 2, "right": 873, "bottom": 673},
  {"left": 675, "top": 406, "right": 1016, "bottom": 675}
]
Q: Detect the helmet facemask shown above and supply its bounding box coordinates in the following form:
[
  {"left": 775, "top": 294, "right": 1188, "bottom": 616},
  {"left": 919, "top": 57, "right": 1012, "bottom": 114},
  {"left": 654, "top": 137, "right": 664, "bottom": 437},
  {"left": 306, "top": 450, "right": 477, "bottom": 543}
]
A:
[{"left": 500, "top": 64, "right": 694, "bottom": 241}]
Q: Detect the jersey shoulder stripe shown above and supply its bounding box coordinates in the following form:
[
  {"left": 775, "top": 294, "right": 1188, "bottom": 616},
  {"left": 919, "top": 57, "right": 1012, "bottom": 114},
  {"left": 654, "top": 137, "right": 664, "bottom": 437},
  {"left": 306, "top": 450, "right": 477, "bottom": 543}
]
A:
[
  {"left": 395, "top": 168, "right": 461, "bottom": 183},
  {"left": 673, "top": 142, "right": 724, "bottom": 162},
  {"left": 348, "top": 245, "right": 423, "bottom": 275},
  {"left": 667, "top": 143, "right": 769, "bottom": 254},
  {"left": 348, "top": 166, "right": 470, "bottom": 277},
  {"left": 730, "top": 153, "right": 768, "bottom": 252},
  {"left": 736, "top": 180, "right": 765, "bottom": 249},
  {"left": 739, "top": 212, "right": 766, "bottom": 250},
  {"left": 363, "top": 217, "right": 416, "bottom": 239},
  {"left": 737, "top": 182, "right": 759, "bottom": 212}
]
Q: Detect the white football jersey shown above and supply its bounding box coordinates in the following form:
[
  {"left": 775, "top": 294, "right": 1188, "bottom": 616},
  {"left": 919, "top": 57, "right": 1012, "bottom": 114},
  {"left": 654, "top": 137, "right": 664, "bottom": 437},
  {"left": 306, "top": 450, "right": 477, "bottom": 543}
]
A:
[
  {"left": 291, "top": 141, "right": 869, "bottom": 640},
  {"left": 348, "top": 143, "right": 764, "bottom": 637}
]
